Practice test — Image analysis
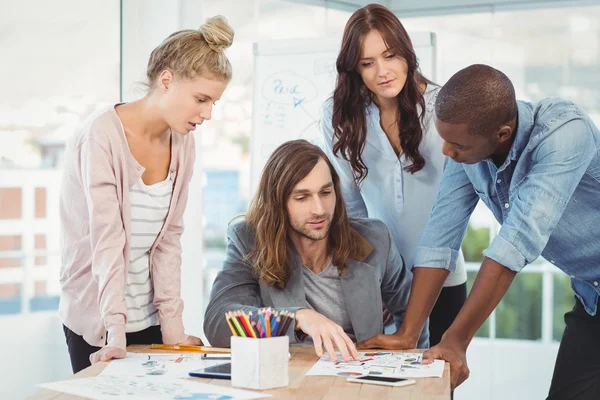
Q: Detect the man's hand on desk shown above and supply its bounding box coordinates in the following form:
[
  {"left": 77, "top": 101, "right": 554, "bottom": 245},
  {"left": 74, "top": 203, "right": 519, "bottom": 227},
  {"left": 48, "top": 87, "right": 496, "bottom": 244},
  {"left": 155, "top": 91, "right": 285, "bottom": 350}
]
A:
[
  {"left": 295, "top": 309, "right": 359, "bottom": 363},
  {"left": 422, "top": 334, "right": 469, "bottom": 390},
  {"left": 89, "top": 347, "right": 126, "bottom": 365}
]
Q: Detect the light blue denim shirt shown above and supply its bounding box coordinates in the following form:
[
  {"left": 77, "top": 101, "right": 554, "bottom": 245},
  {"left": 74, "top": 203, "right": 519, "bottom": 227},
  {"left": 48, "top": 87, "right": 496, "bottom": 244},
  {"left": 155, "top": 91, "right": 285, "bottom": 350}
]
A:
[{"left": 415, "top": 98, "right": 600, "bottom": 315}]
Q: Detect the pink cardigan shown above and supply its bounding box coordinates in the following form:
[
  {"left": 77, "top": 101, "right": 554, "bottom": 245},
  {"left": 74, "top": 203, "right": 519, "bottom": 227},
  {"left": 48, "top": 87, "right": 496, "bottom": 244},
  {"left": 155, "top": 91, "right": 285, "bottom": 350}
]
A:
[{"left": 59, "top": 105, "right": 195, "bottom": 350}]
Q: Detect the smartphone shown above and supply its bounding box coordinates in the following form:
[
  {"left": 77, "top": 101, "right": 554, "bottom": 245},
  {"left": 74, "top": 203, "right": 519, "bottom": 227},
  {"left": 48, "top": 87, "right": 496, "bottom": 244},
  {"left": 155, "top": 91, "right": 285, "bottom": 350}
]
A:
[
  {"left": 188, "top": 362, "right": 232, "bottom": 379},
  {"left": 201, "top": 353, "right": 231, "bottom": 361},
  {"left": 347, "top": 375, "right": 416, "bottom": 387}
]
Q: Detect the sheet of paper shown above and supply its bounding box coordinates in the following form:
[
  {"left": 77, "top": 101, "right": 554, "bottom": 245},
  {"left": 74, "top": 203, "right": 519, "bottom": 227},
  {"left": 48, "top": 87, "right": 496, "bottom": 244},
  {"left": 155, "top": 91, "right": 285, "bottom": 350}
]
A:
[
  {"left": 99, "top": 352, "right": 229, "bottom": 378},
  {"left": 38, "top": 375, "right": 270, "bottom": 400},
  {"left": 306, "top": 351, "right": 444, "bottom": 379}
]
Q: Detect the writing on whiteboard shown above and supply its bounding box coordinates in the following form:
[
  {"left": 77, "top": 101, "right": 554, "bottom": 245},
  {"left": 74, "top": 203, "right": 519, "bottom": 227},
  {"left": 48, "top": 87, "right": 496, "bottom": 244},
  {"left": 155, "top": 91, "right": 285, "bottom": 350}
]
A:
[
  {"left": 261, "top": 71, "right": 318, "bottom": 108},
  {"left": 314, "top": 59, "right": 336, "bottom": 75}
]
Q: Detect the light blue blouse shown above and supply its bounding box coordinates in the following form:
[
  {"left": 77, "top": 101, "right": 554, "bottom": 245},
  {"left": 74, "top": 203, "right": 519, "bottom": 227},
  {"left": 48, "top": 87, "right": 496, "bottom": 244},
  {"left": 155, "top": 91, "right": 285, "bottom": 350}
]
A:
[{"left": 321, "top": 85, "right": 467, "bottom": 287}]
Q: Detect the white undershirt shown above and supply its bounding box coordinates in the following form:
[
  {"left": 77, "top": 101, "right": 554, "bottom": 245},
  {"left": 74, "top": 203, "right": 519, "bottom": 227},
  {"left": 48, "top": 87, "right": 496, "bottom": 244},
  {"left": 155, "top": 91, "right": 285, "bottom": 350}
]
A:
[{"left": 125, "top": 173, "right": 172, "bottom": 332}]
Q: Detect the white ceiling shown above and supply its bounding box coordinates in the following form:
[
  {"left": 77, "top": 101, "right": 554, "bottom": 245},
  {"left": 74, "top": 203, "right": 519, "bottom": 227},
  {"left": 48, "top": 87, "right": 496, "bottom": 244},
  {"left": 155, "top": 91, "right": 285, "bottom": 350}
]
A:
[{"left": 286, "top": 0, "right": 600, "bottom": 17}]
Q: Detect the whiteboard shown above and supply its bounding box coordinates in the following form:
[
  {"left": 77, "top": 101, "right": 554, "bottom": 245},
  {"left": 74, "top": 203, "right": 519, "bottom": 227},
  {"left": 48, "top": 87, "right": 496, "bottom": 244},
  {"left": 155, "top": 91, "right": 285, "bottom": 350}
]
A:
[{"left": 250, "top": 33, "right": 436, "bottom": 194}]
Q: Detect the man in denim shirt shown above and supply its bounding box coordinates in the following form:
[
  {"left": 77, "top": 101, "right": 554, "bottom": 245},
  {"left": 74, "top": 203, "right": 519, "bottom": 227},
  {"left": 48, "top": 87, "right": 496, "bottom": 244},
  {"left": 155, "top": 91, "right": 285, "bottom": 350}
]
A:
[{"left": 357, "top": 64, "right": 600, "bottom": 399}]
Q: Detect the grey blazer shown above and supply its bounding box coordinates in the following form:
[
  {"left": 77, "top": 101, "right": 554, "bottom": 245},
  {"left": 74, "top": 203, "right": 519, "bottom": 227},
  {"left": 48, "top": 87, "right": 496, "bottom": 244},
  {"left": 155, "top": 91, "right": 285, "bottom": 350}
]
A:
[{"left": 203, "top": 218, "right": 429, "bottom": 348}]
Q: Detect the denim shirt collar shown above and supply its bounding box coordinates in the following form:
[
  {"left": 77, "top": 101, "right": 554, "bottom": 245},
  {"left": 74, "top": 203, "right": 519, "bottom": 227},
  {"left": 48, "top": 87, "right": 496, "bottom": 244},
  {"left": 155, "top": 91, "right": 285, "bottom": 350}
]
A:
[
  {"left": 507, "top": 101, "right": 535, "bottom": 162},
  {"left": 483, "top": 100, "right": 536, "bottom": 169}
]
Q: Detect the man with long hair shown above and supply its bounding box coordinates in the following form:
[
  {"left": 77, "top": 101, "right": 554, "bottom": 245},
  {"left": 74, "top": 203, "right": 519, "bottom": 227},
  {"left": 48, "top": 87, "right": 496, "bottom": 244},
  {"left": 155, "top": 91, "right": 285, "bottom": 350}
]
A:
[{"left": 204, "top": 140, "right": 428, "bottom": 361}]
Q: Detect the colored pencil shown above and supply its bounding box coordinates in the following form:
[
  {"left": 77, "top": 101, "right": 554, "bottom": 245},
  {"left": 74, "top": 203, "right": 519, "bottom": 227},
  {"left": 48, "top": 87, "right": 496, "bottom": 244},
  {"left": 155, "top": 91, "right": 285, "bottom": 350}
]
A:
[
  {"left": 238, "top": 311, "right": 258, "bottom": 338},
  {"left": 230, "top": 312, "right": 247, "bottom": 337},
  {"left": 225, "top": 314, "right": 237, "bottom": 336},
  {"left": 223, "top": 308, "right": 295, "bottom": 338}
]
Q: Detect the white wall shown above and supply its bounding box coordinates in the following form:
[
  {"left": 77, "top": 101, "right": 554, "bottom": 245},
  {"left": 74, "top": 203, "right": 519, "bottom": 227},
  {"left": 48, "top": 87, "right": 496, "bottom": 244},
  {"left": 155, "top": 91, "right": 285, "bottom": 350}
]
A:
[
  {"left": 0, "top": 313, "right": 71, "bottom": 399},
  {"left": 456, "top": 339, "right": 559, "bottom": 400}
]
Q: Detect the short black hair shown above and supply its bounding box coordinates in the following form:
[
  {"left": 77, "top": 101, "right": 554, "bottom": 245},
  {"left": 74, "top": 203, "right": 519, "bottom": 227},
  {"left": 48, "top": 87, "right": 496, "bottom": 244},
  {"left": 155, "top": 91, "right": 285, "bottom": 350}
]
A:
[{"left": 435, "top": 64, "right": 517, "bottom": 136}]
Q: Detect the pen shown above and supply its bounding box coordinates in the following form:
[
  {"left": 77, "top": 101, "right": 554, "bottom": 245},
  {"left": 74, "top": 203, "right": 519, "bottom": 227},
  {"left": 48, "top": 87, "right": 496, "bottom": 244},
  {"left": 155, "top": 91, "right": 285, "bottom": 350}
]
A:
[{"left": 150, "top": 344, "right": 231, "bottom": 353}]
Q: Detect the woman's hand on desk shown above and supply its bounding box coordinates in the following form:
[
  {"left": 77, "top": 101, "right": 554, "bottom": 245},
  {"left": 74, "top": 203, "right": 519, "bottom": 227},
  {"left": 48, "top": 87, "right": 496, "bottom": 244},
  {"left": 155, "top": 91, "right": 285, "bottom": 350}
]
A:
[
  {"left": 295, "top": 309, "right": 359, "bottom": 362},
  {"left": 355, "top": 332, "right": 417, "bottom": 350},
  {"left": 178, "top": 334, "right": 203, "bottom": 346},
  {"left": 89, "top": 347, "right": 126, "bottom": 365}
]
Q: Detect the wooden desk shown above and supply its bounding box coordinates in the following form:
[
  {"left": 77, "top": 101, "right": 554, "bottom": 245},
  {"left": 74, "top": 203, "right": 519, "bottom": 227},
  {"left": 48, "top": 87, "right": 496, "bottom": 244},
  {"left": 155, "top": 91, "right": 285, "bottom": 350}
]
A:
[{"left": 30, "top": 345, "right": 450, "bottom": 399}]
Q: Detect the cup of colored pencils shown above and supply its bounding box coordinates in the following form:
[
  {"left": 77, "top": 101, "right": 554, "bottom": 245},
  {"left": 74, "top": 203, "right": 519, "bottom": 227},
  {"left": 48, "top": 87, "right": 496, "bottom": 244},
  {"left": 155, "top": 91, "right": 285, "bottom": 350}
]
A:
[
  {"left": 228, "top": 308, "right": 293, "bottom": 390},
  {"left": 225, "top": 308, "right": 295, "bottom": 338}
]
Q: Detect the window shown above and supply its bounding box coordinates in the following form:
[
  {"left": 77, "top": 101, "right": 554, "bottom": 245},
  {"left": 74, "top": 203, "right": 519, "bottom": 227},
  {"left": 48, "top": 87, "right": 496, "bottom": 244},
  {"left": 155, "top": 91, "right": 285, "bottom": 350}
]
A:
[
  {"left": 403, "top": 5, "right": 600, "bottom": 342},
  {"left": 0, "top": 0, "right": 120, "bottom": 315}
]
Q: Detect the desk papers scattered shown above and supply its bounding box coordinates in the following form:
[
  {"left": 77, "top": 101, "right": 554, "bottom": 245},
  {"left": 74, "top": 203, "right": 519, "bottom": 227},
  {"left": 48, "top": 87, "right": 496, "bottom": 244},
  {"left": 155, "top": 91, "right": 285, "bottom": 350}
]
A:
[
  {"left": 38, "top": 375, "right": 270, "bottom": 400},
  {"left": 99, "top": 352, "right": 228, "bottom": 378},
  {"left": 306, "top": 351, "right": 444, "bottom": 379}
]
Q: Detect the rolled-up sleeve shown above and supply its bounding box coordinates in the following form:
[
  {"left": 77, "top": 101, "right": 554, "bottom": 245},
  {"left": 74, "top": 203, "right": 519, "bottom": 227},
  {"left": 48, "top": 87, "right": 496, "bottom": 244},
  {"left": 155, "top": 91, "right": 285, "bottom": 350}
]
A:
[
  {"left": 484, "top": 117, "right": 597, "bottom": 272},
  {"left": 414, "top": 159, "right": 479, "bottom": 272}
]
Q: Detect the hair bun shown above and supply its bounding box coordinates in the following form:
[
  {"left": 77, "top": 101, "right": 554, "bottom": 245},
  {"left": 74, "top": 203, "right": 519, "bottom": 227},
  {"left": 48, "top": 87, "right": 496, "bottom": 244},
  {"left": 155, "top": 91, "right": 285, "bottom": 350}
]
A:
[{"left": 199, "top": 15, "right": 234, "bottom": 53}]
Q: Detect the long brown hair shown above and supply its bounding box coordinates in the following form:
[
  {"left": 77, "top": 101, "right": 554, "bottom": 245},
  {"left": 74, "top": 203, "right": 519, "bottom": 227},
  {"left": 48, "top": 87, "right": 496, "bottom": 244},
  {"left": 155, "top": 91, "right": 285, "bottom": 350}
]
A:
[
  {"left": 332, "top": 3, "right": 430, "bottom": 183},
  {"left": 246, "top": 140, "right": 361, "bottom": 289}
]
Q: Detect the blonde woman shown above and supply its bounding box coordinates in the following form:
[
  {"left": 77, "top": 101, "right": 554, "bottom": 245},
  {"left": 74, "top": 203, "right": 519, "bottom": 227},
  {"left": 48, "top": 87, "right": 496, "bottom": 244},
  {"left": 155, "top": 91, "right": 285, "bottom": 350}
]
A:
[{"left": 59, "top": 16, "right": 234, "bottom": 373}]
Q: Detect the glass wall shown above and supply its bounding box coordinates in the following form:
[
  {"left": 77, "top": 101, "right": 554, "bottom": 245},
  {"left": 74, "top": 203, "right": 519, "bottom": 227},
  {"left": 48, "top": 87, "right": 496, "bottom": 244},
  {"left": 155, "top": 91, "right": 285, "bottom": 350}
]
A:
[
  {"left": 0, "top": 1, "right": 120, "bottom": 397},
  {"left": 0, "top": 0, "right": 120, "bottom": 315},
  {"left": 401, "top": 5, "right": 600, "bottom": 342}
]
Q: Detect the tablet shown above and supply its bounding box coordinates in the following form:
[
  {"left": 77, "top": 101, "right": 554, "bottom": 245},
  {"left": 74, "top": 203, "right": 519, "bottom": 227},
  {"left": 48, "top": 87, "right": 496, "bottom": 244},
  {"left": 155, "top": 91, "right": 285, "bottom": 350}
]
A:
[{"left": 189, "top": 362, "right": 232, "bottom": 379}]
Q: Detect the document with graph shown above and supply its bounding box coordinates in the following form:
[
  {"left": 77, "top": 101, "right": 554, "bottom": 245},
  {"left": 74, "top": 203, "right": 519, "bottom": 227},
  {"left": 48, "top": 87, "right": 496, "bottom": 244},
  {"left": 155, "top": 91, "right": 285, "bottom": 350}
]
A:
[{"left": 306, "top": 351, "right": 444, "bottom": 379}]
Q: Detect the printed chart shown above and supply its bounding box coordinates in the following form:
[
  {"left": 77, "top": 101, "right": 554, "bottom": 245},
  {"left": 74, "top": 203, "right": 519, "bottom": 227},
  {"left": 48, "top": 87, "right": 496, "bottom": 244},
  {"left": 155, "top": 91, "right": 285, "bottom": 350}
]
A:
[{"left": 306, "top": 352, "right": 444, "bottom": 379}]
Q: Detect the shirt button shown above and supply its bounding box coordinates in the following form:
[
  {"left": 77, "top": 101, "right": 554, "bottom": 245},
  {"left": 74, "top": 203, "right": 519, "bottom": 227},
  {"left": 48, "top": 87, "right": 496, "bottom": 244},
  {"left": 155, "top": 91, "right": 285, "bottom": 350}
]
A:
[
  {"left": 497, "top": 179, "right": 502, "bottom": 184},
  {"left": 594, "top": 281, "right": 598, "bottom": 287},
  {"left": 504, "top": 203, "right": 510, "bottom": 208}
]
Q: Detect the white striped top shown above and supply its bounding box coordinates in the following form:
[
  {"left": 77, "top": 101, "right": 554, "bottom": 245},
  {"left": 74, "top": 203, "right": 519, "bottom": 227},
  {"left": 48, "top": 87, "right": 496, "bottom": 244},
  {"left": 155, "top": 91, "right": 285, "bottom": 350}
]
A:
[{"left": 125, "top": 173, "right": 173, "bottom": 332}]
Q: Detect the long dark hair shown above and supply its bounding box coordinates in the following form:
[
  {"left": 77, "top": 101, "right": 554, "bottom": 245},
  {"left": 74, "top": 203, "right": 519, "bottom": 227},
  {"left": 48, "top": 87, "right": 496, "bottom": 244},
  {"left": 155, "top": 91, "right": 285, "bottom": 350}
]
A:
[
  {"left": 332, "top": 3, "right": 430, "bottom": 183},
  {"left": 246, "top": 140, "right": 362, "bottom": 289}
]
